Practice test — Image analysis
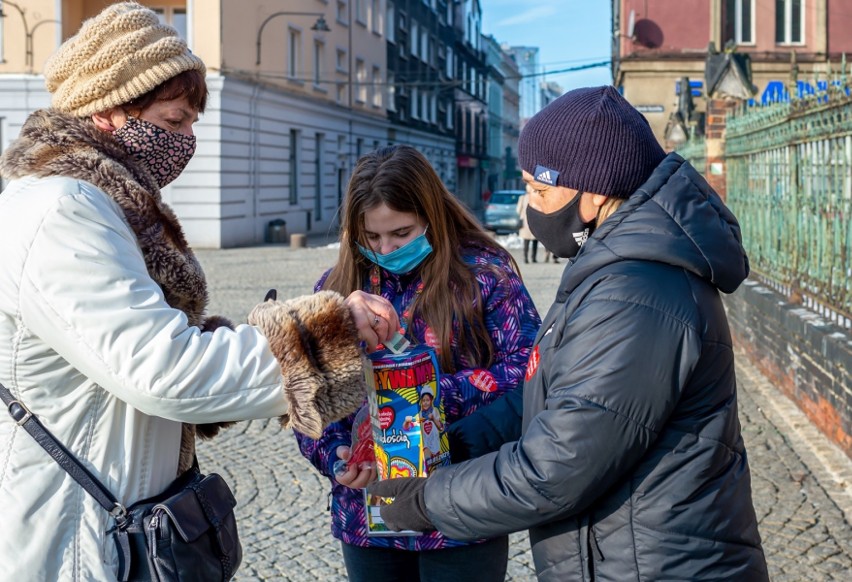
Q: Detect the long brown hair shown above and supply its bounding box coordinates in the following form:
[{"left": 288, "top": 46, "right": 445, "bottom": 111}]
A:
[{"left": 323, "top": 145, "right": 519, "bottom": 372}]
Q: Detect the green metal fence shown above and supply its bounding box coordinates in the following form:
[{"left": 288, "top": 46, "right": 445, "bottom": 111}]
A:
[
  {"left": 676, "top": 136, "right": 706, "bottom": 175},
  {"left": 724, "top": 78, "right": 852, "bottom": 327}
]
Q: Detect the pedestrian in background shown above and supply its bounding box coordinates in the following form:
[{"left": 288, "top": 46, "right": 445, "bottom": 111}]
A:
[
  {"left": 0, "top": 4, "right": 382, "bottom": 579},
  {"left": 541, "top": 246, "right": 559, "bottom": 264},
  {"left": 516, "top": 187, "right": 539, "bottom": 263},
  {"left": 295, "top": 144, "right": 541, "bottom": 582},
  {"left": 517, "top": 186, "right": 559, "bottom": 264},
  {"left": 369, "top": 86, "right": 769, "bottom": 581}
]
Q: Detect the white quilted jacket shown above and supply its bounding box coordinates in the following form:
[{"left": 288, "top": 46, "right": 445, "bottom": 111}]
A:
[{"left": 0, "top": 175, "right": 288, "bottom": 580}]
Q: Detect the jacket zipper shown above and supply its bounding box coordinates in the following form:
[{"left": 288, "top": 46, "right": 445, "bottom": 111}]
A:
[{"left": 588, "top": 525, "right": 604, "bottom": 581}]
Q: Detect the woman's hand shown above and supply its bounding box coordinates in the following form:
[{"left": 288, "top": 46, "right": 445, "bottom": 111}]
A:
[
  {"left": 334, "top": 445, "right": 377, "bottom": 489},
  {"left": 344, "top": 290, "right": 401, "bottom": 352}
]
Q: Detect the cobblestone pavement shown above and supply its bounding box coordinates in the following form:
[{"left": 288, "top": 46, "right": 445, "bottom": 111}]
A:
[{"left": 194, "top": 242, "right": 852, "bottom": 581}]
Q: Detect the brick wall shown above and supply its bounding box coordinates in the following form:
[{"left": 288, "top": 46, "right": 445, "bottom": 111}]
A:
[
  {"left": 704, "top": 99, "right": 739, "bottom": 202},
  {"left": 724, "top": 279, "right": 852, "bottom": 459}
]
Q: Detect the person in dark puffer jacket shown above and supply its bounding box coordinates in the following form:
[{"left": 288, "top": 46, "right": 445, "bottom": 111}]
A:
[{"left": 370, "top": 85, "right": 770, "bottom": 582}]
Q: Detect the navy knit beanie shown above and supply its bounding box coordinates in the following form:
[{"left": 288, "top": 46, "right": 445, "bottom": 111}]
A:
[{"left": 518, "top": 85, "right": 666, "bottom": 198}]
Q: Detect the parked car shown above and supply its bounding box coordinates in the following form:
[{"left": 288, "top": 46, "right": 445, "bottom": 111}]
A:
[{"left": 483, "top": 189, "right": 524, "bottom": 234}]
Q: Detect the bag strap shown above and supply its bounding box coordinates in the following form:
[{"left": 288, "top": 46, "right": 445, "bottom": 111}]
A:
[{"left": 0, "top": 381, "right": 127, "bottom": 520}]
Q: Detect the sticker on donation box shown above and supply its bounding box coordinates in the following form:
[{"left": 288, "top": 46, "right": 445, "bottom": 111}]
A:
[{"left": 362, "top": 345, "right": 449, "bottom": 536}]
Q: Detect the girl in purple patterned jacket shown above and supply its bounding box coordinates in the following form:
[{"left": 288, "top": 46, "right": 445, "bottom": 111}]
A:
[{"left": 295, "top": 145, "right": 540, "bottom": 581}]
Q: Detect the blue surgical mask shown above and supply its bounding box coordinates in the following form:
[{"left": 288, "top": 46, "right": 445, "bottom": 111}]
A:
[{"left": 357, "top": 228, "right": 433, "bottom": 274}]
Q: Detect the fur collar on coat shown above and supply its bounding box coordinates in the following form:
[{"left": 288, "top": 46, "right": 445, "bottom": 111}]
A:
[{"left": 0, "top": 109, "right": 209, "bottom": 325}]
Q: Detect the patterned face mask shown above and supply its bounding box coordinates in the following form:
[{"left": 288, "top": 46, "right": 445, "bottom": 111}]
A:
[{"left": 113, "top": 116, "right": 197, "bottom": 188}]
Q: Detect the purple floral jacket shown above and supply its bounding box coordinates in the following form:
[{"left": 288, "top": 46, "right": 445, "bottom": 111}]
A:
[{"left": 295, "top": 244, "right": 541, "bottom": 550}]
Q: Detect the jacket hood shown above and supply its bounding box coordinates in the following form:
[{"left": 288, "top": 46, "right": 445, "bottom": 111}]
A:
[{"left": 557, "top": 153, "right": 749, "bottom": 301}]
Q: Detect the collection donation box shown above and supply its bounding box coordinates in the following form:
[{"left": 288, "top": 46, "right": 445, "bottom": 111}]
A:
[{"left": 361, "top": 345, "right": 450, "bottom": 535}]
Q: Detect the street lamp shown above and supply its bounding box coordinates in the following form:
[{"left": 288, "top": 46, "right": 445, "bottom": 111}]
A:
[
  {"left": 0, "top": 0, "right": 59, "bottom": 74},
  {"left": 256, "top": 12, "right": 330, "bottom": 66}
]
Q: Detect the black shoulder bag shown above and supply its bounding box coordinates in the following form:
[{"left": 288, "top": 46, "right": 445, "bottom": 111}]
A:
[{"left": 1, "top": 382, "right": 242, "bottom": 581}]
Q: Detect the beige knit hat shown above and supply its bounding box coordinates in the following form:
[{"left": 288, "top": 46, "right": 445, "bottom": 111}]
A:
[{"left": 44, "top": 1, "right": 206, "bottom": 117}]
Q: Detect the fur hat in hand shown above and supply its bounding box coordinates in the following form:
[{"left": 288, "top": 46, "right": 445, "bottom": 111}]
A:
[
  {"left": 44, "top": 1, "right": 205, "bottom": 117},
  {"left": 248, "top": 291, "right": 366, "bottom": 439},
  {"left": 518, "top": 85, "right": 666, "bottom": 199}
]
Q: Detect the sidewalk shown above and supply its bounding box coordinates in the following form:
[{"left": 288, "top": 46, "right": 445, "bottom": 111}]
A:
[{"left": 194, "top": 244, "right": 852, "bottom": 581}]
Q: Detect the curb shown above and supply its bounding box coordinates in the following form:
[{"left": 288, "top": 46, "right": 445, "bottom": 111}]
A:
[{"left": 736, "top": 347, "right": 852, "bottom": 523}]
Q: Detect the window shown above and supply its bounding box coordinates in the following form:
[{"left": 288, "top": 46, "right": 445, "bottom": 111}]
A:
[
  {"left": 387, "top": 3, "right": 395, "bottom": 42},
  {"left": 411, "top": 87, "right": 419, "bottom": 119},
  {"left": 776, "top": 0, "right": 804, "bottom": 44},
  {"left": 288, "top": 29, "right": 302, "bottom": 78},
  {"left": 355, "top": 0, "right": 366, "bottom": 24},
  {"left": 463, "top": 109, "right": 470, "bottom": 147},
  {"left": 724, "top": 0, "right": 754, "bottom": 45},
  {"left": 372, "top": 66, "right": 382, "bottom": 107},
  {"left": 387, "top": 72, "right": 396, "bottom": 111},
  {"left": 336, "top": 48, "right": 347, "bottom": 72},
  {"left": 446, "top": 47, "right": 453, "bottom": 78},
  {"left": 337, "top": 1, "right": 348, "bottom": 24},
  {"left": 371, "top": 0, "right": 381, "bottom": 33},
  {"left": 337, "top": 82, "right": 346, "bottom": 104},
  {"left": 315, "top": 133, "right": 324, "bottom": 222},
  {"left": 289, "top": 130, "right": 300, "bottom": 205},
  {"left": 356, "top": 59, "right": 367, "bottom": 103},
  {"left": 410, "top": 22, "right": 418, "bottom": 57},
  {"left": 152, "top": 7, "right": 187, "bottom": 39},
  {"left": 313, "top": 41, "right": 324, "bottom": 86},
  {"left": 420, "top": 29, "right": 428, "bottom": 62}
]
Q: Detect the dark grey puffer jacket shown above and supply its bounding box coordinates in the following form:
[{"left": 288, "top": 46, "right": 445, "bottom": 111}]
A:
[{"left": 425, "top": 154, "right": 769, "bottom": 581}]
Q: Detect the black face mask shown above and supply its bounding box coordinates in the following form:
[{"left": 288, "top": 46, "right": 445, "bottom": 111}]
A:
[{"left": 526, "top": 192, "right": 596, "bottom": 259}]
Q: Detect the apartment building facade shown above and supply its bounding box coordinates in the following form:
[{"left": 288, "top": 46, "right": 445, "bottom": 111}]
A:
[
  {"left": 612, "top": 0, "right": 852, "bottom": 145},
  {"left": 483, "top": 34, "right": 522, "bottom": 193},
  {"left": 505, "top": 46, "right": 540, "bottom": 128},
  {"left": 451, "top": 0, "right": 487, "bottom": 213},
  {"left": 0, "top": 0, "right": 389, "bottom": 246},
  {"left": 0, "top": 0, "right": 523, "bottom": 245},
  {"left": 384, "top": 0, "right": 458, "bottom": 197}
]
